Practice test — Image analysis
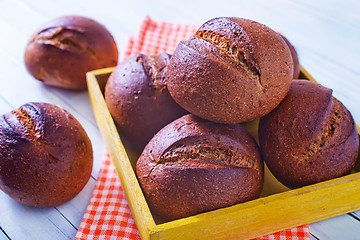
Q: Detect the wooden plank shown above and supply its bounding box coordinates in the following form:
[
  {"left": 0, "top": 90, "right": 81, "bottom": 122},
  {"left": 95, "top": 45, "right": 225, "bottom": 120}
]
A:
[
  {"left": 55, "top": 178, "right": 96, "bottom": 229},
  {"left": 309, "top": 213, "right": 360, "bottom": 240},
  {"left": 0, "top": 163, "right": 96, "bottom": 240},
  {"left": 294, "top": 0, "right": 360, "bottom": 29},
  {"left": 0, "top": 227, "right": 10, "bottom": 240},
  {"left": 151, "top": 172, "right": 360, "bottom": 240},
  {"left": 0, "top": 97, "right": 14, "bottom": 112},
  {"left": 352, "top": 210, "right": 360, "bottom": 220},
  {"left": 0, "top": 191, "right": 76, "bottom": 240},
  {"left": 299, "top": 47, "right": 360, "bottom": 123},
  {"left": 87, "top": 69, "right": 156, "bottom": 240},
  {"left": 10, "top": 0, "right": 141, "bottom": 57},
  {"left": 267, "top": 0, "right": 360, "bottom": 74}
]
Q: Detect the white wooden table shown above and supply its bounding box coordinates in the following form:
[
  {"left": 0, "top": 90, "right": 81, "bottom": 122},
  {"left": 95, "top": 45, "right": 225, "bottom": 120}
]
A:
[{"left": 1, "top": 0, "right": 360, "bottom": 239}]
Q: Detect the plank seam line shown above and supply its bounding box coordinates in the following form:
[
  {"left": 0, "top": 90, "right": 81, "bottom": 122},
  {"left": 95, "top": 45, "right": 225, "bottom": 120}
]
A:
[
  {"left": 47, "top": 217, "right": 73, "bottom": 239},
  {"left": 54, "top": 207, "right": 78, "bottom": 231},
  {"left": 310, "top": 232, "right": 320, "bottom": 240},
  {"left": 0, "top": 226, "right": 11, "bottom": 240},
  {"left": 0, "top": 96, "right": 15, "bottom": 109},
  {"left": 348, "top": 212, "right": 360, "bottom": 222}
]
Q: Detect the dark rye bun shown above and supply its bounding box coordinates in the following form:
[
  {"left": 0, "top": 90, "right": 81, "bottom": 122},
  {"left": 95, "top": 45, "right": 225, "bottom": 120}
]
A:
[
  {"left": 259, "top": 80, "right": 359, "bottom": 189},
  {"left": 105, "top": 53, "right": 188, "bottom": 151},
  {"left": 280, "top": 34, "right": 300, "bottom": 79},
  {"left": 166, "top": 17, "right": 293, "bottom": 124},
  {"left": 136, "top": 114, "right": 264, "bottom": 221},
  {"left": 0, "top": 102, "right": 93, "bottom": 207},
  {"left": 24, "top": 15, "right": 118, "bottom": 90}
]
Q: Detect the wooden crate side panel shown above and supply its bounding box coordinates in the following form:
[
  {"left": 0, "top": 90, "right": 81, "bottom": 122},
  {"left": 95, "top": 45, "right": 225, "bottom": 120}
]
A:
[
  {"left": 151, "top": 172, "right": 360, "bottom": 240},
  {"left": 87, "top": 70, "right": 155, "bottom": 240}
]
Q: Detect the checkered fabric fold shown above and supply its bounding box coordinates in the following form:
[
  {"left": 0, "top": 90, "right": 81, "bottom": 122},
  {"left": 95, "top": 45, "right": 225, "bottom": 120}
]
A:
[{"left": 75, "top": 16, "right": 311, "bottom": 240}]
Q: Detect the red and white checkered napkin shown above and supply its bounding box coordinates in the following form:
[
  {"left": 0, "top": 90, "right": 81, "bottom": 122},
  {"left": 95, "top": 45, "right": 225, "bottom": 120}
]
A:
[{"left": 75, "top": 16, "right": 311, "bottom": 240}]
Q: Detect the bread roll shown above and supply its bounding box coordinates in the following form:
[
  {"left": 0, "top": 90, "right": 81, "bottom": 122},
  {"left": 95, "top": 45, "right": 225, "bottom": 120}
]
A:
[
  {"left": 259, "top": 80, "right": 359, "bottom": 189},
  {"left": 105, "top": 53, "right": 188, "bottom": 150},
  {"left": 136, "top": 114, "right": 263, "bottom": 221},
  {"left": 24, "top": 15, "right": 118, "bottom": 90},
  {"left": 281, "top": 34, "right": 300, "bottom": 79},
  {"left": 166, "top": 17, "right": 293, "bottom": 123},
  {"left": 0, "top": 102, "right": 93, "bottom": 207}
]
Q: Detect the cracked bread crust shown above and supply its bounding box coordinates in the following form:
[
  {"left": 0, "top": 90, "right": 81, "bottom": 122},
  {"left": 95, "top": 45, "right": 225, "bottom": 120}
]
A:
[
  {"left": 166, "top": 17, "right": 293, "bottom": 123},
  {"left": 24, "top": 15, "right": 118, "bottom": 90},
  {"left": 0, "top": 102, "right": 93, "bottom": 207},
  {"left": 136, "top": 114, "right": 263, "bottom": 221},
  {"left": 105, "top": 53, "right": 188, "bottom": 151},
  {"left": 259, "top": 80, "right": 359, "bottom": 189}
]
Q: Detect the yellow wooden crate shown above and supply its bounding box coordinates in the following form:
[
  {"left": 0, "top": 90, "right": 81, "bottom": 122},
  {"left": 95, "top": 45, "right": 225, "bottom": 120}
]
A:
[{"left": 86, "top": 66, "right": 360, "bottom": 240}]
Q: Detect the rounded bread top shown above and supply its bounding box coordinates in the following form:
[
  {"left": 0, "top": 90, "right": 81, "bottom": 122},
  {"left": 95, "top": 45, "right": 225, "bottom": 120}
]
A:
[
  {"left": 136, "top": 114, "right": 264, "bottom": 220},
  {"left": 259, "top": 80, "right": 359, "bottom": 188},
  {"left": 166, "top": 17, "right": 293, "bottom": 123},
  {"left": 0, "top": 102, "right": 93, "bottom": 207},
  {"left": 24, "top": 15, "right": 118, "bottom": 89},
  {"left": 105, "top": 53, "right": 187, "bottom": 150}
]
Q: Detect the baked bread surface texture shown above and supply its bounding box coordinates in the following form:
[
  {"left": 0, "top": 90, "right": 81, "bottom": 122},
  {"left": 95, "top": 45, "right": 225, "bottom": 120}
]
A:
[
  {"left": 259, "top": 80, "right": 359, "bottom": 189},
  {"left": 105, "top": 53, "right": 188, "bottom": 150},
  {"left": 280, "top": 34, "right": 300, "bottom": 79},
  {"left": 136, "top": 114, "right": 263, "bottom": 221},
  {"left": 166, "top": 17, "right": 293, "bottom": 123},
  {"left": 0, "top": 102, "right": 93, "bottom": 207},
  {"left": 24, "top": 15, "right": 118, "bottom": 90}
]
